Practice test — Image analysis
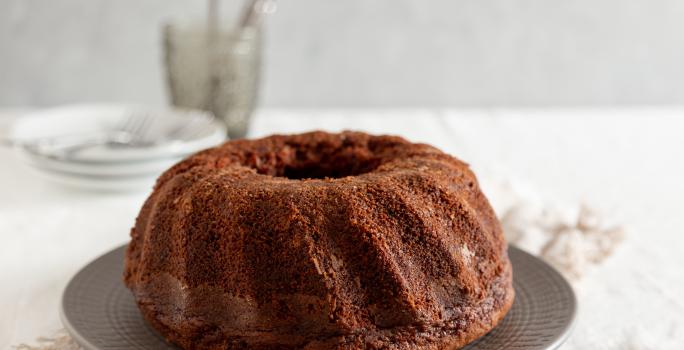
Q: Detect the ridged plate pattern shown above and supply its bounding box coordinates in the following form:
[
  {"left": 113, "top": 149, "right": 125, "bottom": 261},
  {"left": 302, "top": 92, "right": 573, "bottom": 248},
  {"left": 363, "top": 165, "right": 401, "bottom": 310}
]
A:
[{"left": 61, "top": 245, "right": 575, "bottom": 350}]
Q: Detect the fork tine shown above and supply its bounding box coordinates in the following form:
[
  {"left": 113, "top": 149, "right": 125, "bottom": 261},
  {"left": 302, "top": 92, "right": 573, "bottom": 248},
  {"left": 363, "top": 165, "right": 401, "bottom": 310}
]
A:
[
  {"left": 117, "top": 113, "right": 138, "bottom": 133},
  {"left": 127, "top": 114, "right": 154, "bottom": 145},
  {"left": 118, "top": 113, "right": 137, "bottom": 135},
  {"left": 138, "top": 114, "right": 154, "bottom": 140}
]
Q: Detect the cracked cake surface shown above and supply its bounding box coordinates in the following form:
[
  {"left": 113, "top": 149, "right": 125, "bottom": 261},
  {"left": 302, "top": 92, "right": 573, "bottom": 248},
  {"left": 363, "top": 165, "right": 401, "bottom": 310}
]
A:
[{"left": 124, "top": 131, "right": 514, "bottom": 349}]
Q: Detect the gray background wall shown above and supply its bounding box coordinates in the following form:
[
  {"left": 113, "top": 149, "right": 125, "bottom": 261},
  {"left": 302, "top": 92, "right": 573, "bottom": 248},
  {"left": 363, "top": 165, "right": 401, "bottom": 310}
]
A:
[{"left": 1, "top": 0, "right": 684, "bottom": 107}]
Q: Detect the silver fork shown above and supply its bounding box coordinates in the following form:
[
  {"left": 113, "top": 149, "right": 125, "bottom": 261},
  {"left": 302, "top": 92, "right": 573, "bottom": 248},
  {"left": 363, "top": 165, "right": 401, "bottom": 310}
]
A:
[{"left": 29, "top": 114, "right": 156, "bottom": 159}]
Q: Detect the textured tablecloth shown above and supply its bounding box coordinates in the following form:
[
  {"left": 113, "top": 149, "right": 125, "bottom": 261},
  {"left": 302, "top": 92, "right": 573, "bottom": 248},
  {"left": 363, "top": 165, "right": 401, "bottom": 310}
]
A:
[{"left": 2, "top": 109, "right": 683, "bottom": 349}]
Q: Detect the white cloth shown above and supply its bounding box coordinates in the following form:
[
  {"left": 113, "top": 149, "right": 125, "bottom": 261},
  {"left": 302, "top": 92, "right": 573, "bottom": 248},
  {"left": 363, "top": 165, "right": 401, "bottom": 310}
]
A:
[{"left": 3, "top": 109, "right": 684, "bottom": 349}]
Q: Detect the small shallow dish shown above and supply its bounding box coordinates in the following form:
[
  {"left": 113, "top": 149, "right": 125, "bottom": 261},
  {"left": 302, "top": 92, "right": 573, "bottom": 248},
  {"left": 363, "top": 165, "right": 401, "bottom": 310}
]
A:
[
  {"left": 25, "top": 154, "right": 183, "bottom": 177},
  {"left": 61, "top": 245, "right": 576, "bottom": 350},
  {"left": 9, "top": 104, "right": 226, "bottom": 192},
  {"left": 10, "top": 104, "right": 226, "bottom": 163}
]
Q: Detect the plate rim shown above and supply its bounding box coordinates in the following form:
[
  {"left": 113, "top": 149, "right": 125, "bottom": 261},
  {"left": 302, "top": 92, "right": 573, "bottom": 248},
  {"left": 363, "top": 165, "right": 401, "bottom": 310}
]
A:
[
  {"left": 60, "top": 302, "right": 101, "bottom": 350},
  {"left": 61, "top": 244, "right": 577, "bottom": 350},
  {"left": 506, "top": 246, "right": 578, "bottom": 350}
]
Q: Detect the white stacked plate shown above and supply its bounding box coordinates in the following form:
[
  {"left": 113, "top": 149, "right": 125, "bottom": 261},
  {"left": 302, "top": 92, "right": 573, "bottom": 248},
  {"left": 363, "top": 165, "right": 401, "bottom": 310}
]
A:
[{"left": 9, "top": 104, "right": 226, "bottom": 192}]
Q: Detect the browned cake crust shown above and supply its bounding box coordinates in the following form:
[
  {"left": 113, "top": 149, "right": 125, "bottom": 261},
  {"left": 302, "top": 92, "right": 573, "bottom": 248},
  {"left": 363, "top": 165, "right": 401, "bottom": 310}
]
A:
[{"left": 124, "top": 131, "right": 514, "bottom": 350}]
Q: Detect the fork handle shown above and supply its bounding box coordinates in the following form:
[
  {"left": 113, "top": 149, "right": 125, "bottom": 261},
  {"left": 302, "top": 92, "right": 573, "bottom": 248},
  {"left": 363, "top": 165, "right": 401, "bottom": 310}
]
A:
[
  {"left": 1, "top": 132, "right": 111, "bottom": 149},
  {"left": 40, "top": 136, "right": 113, "bottom": 158}
]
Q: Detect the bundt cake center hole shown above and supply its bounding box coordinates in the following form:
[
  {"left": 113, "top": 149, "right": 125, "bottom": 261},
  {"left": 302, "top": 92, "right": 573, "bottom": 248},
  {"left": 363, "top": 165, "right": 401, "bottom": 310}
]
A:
[
  {"left": 280, "top": 160, "right": 379, "bottom": 179},
  {"left": 269, "top": 150, "right": 381, "bottom": 179},
  {"left": 248, "top": 144, "right": 384, "bottom": 179}
]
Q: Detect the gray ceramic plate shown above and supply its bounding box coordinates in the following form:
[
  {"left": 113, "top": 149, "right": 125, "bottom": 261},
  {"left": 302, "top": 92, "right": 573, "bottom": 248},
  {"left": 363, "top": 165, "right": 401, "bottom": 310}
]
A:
[{"left": 61, "top": 245, "right": 576, "bottom": 350}]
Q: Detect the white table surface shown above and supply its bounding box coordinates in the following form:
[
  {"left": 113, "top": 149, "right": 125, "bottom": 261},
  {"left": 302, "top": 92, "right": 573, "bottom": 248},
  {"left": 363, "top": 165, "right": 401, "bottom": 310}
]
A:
[{"left": 1, "top": 109, "right": 683, "bottom": 349}]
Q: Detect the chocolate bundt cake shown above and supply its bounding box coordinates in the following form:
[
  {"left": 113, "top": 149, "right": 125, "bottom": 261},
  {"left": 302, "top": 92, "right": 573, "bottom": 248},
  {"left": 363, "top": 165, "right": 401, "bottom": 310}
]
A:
[{"left": 124, "top": 131, "right": 513, "bottom": 349}]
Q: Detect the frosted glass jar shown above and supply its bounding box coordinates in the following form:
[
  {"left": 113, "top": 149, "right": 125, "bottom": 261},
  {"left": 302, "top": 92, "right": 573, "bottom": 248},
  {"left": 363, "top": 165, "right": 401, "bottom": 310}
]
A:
[{"left": 164, "top": 21, "right": 261, "bottom": 139}]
